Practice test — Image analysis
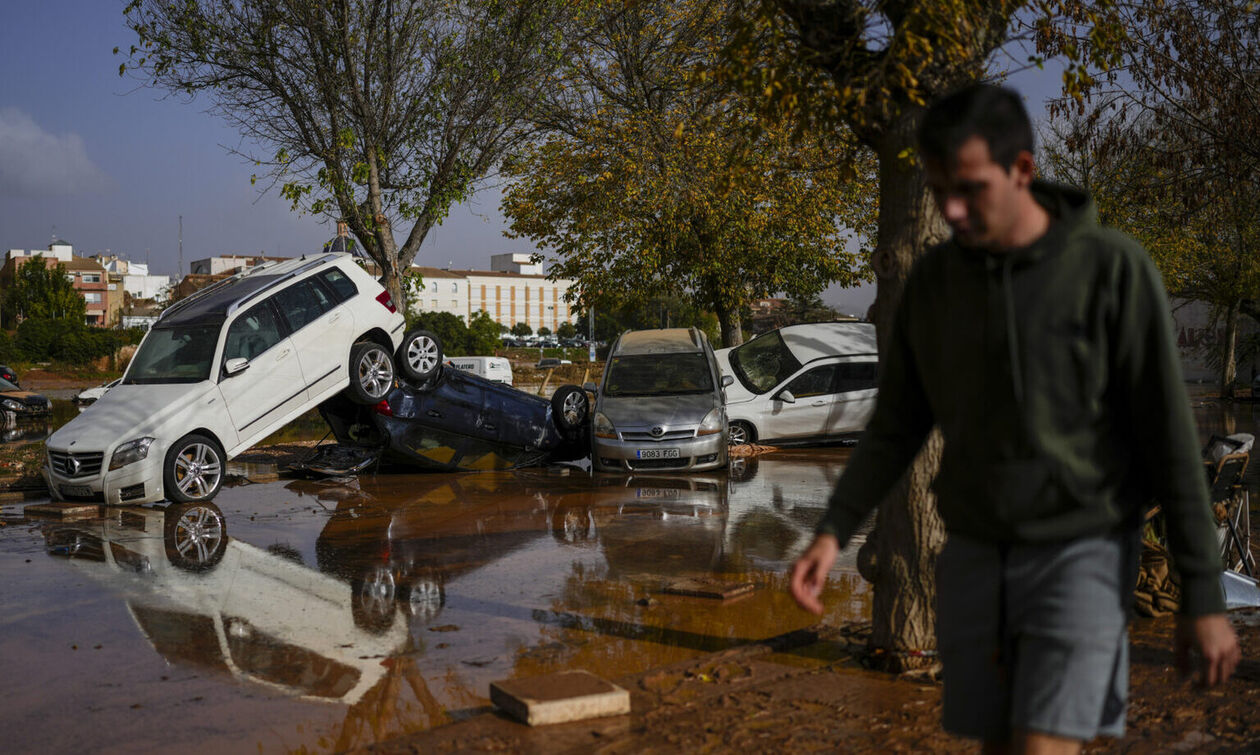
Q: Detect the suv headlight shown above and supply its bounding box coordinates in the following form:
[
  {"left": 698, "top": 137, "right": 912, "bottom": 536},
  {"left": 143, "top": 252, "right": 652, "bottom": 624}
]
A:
[
  {"left": 697, "top": 408, "right": 724, "bottom": 436},
  {"left": 1, "top": 398, "right": 23, "bottom": 412},
  {"left": 593, "top": 412, "right": 617, "bottom": 439},
  {"left": 110, "top": 437, "right": 155, "bottom": 471}
]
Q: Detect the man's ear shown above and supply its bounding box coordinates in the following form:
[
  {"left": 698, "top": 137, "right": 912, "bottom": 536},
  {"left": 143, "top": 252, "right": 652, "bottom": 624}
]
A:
[{"left": 1011, "top": 150, "right": 1037, "bottom": 189}]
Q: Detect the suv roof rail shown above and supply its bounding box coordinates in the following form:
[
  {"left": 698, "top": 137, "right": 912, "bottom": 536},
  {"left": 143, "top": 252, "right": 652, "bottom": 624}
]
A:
[
  {"left": 158, "top": 268, "right": 254, "bottom": 322},
  {"left": 225, "top": 255, "right": 334, "bottom": 317}
]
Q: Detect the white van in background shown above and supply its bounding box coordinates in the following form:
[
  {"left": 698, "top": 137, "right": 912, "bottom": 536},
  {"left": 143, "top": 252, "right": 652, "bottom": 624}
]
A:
[{"left": 448, "top": 356, "right": 514, "bottom": 386}]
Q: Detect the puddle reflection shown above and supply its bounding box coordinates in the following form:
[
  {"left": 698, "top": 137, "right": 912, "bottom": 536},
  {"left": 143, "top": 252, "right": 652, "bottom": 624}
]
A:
[{"left": 14, "top": 448, "right": 868, "bottom": 750}]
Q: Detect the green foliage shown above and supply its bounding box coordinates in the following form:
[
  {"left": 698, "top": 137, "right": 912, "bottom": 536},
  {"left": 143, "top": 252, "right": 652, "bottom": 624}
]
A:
[
  {"left": 4, "top": 257, "right": 86, "bottom": 327},
  {"left": 502, "top": 0, "right": 873, "bottom": 347},
  {"left": 511, "top": 322, "right": 532, "bottom": 337},
  {"left": 537, "top": 326, "right": 552, "bottom": 338},
  {"left": 466, "top": 310, "right": 502, "bottom": 355},
  {"left": 555, "top": 321, "right": 577, "bottom": 339},
  {"left": 15, "top": 318, "right": 125, "bottom": 364}
]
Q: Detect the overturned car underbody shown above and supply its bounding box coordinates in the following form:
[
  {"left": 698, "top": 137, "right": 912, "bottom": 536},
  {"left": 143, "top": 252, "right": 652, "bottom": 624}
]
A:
[{"left": 294, "top": 362, "right": 591, "bottom": 476}]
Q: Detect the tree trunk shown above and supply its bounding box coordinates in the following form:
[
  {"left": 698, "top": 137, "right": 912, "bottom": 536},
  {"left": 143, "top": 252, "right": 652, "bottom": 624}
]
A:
[
  {"left": 717, "top": 306, "right": 743, "bottom": 347},
  {"left": 1221, "top": 300, "right": 1239, "bottom": 400},
  {"left": 858, "top": 115, "right": 950, "bottom": 669}
]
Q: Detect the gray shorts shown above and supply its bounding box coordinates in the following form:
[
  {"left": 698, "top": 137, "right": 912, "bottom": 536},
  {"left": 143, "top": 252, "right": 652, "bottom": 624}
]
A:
[{"left": 936, "top": 530, "right": 1137, "bottom": 741}]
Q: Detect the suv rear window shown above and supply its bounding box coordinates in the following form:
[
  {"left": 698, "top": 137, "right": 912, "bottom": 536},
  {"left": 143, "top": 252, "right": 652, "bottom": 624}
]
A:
[
  {"left": 729, "top": 331, "right": 802, "bottom": 394},
  {"left": 319, "top": 268, "right": 358, "bottom": 302}
]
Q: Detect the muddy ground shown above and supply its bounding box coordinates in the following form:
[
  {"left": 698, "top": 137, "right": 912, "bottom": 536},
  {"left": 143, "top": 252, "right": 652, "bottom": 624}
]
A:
[{"left": 5, "top": 374, "right": 1259, "bottom": 752}]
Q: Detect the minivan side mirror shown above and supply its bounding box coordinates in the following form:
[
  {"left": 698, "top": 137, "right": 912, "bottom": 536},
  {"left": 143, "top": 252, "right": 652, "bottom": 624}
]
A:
[
  {"left": 721, "top": 374, "right": 734, "bottom": 388},
  {"left": 776, "top": 389, "right": 796, "bottom": 404},
  {"left": 224, "top": 357, "right": 250, "bottom": 376}
]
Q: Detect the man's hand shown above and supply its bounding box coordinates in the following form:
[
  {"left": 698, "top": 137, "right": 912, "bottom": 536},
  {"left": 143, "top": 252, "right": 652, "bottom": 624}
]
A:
[
  {"left": 789, "top": 534, "right": 840, "bottom": 615},
  {"left": 1175, "top": 613, "right": 1241, "bottom": 687}
]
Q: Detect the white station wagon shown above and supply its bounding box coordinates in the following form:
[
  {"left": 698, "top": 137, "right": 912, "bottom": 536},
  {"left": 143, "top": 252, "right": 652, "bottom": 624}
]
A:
[
  {"left": 44, "top": 253, "right": 406, "bottom": 505},
  {"left": 715, "top": 322, "right": 879, "bottom": 446}
]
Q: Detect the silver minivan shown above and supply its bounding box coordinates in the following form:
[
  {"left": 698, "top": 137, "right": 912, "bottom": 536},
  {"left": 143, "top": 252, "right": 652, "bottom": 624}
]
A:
[{"left": 591, "top": 328, "right": 730, "bottom": 472}]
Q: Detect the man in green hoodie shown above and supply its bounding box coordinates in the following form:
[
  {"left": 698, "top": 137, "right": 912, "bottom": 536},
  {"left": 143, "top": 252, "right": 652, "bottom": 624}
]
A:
[{"left": 789, "top": 84, "right": 1240, "bottom": 752}]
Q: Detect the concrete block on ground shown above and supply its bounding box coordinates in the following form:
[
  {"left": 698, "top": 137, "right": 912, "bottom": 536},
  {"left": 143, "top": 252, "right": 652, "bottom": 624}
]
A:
[
  {"left": 24, "top": 502, "right": 99, "bottom": 519},
  {"left": 660, "top": 577, "right": 756, "bottom": 601},
  {"left": 490, "top": 670, "right": 630, "bottom": 726}
]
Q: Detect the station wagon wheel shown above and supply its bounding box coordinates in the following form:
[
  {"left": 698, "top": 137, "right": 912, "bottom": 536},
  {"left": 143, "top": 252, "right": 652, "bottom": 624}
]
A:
[
  {"left": 163, "top": 433, "right": 225, "bottom": 503},
  {"left": 550, "top": 385, "right": 589, "bottom": 431},
  {"left": 397, "top": 329, "right": 443, "bottom": 383},
  {"left": 347, "top": 341, "right": 396, "bottom": 404},
  {"left": 163, "top": 501, "right": 227, "bottom": 571},
  {"left": 728, "top": 420, "right": 754, "bottom": 446},
  {"left": 352, "top": 565, "right": 397, "bottom": 633}
]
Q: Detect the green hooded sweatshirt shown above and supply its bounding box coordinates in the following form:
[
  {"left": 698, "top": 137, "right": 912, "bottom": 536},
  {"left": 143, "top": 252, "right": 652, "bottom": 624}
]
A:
[{"left": 817, "top": 181, "right": 1225, "bottom": 616}]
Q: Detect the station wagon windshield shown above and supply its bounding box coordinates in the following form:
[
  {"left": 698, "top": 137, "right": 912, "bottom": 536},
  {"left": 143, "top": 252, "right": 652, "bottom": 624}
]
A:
[
  {"left": 604, "top": 353, "right": 714, "bottom": 396},
  {"left": 124, "top": 324, "right": 220, "bottom": 384},
  {"left": 729, "top": 332, "right": 802, "bottom": 394}
]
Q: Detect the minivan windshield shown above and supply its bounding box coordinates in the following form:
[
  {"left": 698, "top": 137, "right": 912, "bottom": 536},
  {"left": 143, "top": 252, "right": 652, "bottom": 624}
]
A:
[
  {"left": 604, "top": 353, "right": 713, "bottom": 397},
  {"left": 124, "top": 324, "right": 221, "bottom": 384},
  {"left": 729, "top": 331, "right": 802, "bottom": 394}
]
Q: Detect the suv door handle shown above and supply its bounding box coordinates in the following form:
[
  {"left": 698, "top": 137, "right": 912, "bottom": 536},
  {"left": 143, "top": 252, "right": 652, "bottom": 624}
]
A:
[
  {"left": 810, "top": 400, "right": 825, "bottom": 407},
  {"left": 278, "top": 348, "right": 291, "bottom": 360},
  {"left": 426, "top": 409, "right": 441, "bottom": 418},
  {"left": 328, "top": 312, "right": 341, "bottom": 323}
]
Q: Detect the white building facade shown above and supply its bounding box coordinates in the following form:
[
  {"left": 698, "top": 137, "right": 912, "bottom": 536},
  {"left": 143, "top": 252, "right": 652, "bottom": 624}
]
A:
[{"left": 406, "top": 254, "right": 577, "bottom": 333}]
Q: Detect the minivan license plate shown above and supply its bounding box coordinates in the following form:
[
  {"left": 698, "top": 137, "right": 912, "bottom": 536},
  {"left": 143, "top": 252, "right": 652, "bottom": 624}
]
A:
[{"left": 636, "top": 448, "right": 681, "bottom": 460}]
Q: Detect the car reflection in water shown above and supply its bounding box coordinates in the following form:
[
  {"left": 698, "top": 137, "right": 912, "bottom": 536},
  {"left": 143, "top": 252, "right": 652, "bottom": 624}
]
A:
[
  {"left": 303, "top": 473, "right": 560, "bottom": 633},
  {"left": 39, "top": 501, "right": 408, "bottom": 705},
  {"left": 550, "top": 473, "right": 729, "bottom": 578}
]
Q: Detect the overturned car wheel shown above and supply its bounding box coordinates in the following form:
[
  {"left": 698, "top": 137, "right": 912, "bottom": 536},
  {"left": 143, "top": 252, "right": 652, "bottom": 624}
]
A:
[
  {"left": 551, "top": 385, "right": 589, "bottom": 431},
  {"left": 164, "top": 433, "right": 224, "bottom": 503},
  {"left": 348, "top": 341, "right": 396, "bottom": 404},
  {"left": 397, "top": 329, "right": 443, "bottom": 383}
]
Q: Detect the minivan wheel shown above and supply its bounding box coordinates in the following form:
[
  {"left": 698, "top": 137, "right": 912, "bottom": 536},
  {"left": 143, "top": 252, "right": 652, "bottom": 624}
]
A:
[
  {"left": 348, "top": 341, "right": 396, "bottom": 404},
  {"left": 728, "top": 420, "right": 755, "bottom": 446},
  {"left": 551, "top": 385, "right": 589, "bottom": 431},
  {"left": 397, "top": 329, "right": 443, "bottom": 383},
  {"left": 164, "top": 433, "right": 225, "bottom": 503}
]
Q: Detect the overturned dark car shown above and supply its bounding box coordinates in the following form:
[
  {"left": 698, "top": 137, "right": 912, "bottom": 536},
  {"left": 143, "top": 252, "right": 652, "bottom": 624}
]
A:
[{"left": 305, "top": 329, "right": 591, "bottom": 473}]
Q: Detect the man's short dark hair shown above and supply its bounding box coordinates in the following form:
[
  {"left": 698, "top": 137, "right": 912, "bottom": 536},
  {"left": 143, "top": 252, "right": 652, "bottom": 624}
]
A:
[{"left": 918, "top": 84, "right": 1034, "bottom": 169}]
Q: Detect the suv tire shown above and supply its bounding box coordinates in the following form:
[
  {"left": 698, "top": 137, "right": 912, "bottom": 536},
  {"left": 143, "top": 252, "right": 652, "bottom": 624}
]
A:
[
  {"left": 164, "top": 433, "right": 225, "bottom": 503},
  {"left": 348, "top": 341, "right": 396, "bottom": 404},
  {"left": 163, "top": 501, "right": 227, "bottom": 571}
]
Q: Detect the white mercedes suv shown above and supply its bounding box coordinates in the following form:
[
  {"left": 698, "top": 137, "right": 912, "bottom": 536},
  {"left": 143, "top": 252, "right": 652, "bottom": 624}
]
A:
[{"left": 44, "top": 253, "right": 406, "bottom": 505}]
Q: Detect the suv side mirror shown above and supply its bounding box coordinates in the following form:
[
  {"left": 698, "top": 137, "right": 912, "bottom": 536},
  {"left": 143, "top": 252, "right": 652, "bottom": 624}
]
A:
[
  {"left": 583, "top": 382, "right": 598, "bottom": 393},
  {"left": 224, "top": 357, "right": 250, "bottom": 376},
  {"left": 721, "top": 374, "right": 734, "bottom": 388},
  {"left": 776, "top": 389, "right": 796, "bottom": 404}
]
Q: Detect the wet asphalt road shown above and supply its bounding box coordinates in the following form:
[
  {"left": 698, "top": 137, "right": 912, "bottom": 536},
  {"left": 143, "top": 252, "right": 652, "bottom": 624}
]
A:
[{"left": 0, "top": 448, "right": 870, "bottom": 753}]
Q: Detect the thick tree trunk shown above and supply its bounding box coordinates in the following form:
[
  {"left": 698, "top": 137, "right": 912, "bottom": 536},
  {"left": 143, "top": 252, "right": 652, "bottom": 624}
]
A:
[
  {"left": 1221, "top": 300, "right": 1239, "bottom": 400},
  {"left": 717, "top": 306, "right": 743, "bottom": 347},
  {"left": 858, "top": 116, "right": 950, "bottom": 669}
]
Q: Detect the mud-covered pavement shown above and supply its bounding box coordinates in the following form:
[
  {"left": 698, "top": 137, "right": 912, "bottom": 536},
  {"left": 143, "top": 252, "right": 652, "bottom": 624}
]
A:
[
  {"left": 0, "top": 448, "right": 872, "bottom": 752},
  {"left": 1, "top": 394, "right": 1258, "bottom": 752}
]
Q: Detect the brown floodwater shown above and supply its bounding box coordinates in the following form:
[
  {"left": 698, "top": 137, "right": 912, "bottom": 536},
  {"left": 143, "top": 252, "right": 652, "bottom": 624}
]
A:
[
  {"left": 1, "top": 397, "right": 1255, "bottom": 753},
  {"left": 0, "top": 448, "right": 868, "bottom": 753}
]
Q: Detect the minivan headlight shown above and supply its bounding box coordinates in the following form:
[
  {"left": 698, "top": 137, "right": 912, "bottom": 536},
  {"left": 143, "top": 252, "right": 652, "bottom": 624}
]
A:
[
  {"left": 593, "top": 412, "right": 617, "bottom": 439},
  {"left": 110, "top": 437, "right": 155, "bottom": 471},
  {"left": 697, "top": 409, "right": 724, "bottom": 436}
]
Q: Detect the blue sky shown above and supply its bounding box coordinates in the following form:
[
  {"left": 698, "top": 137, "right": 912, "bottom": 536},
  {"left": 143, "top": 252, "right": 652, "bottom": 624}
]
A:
[{"left": 0, "top": 1, "right": 1063, "bottom": 314}]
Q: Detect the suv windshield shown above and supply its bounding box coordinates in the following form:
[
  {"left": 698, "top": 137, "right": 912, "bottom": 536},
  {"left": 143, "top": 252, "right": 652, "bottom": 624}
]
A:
[
  {"left": 604, "top": 353, "right": 713, "bottom": 397},
  {"left": 125, "top": 324, "right": 221, "bottom": 384},
  {"left": 729, "top": 331, "right": 802, "bottom": 394}
]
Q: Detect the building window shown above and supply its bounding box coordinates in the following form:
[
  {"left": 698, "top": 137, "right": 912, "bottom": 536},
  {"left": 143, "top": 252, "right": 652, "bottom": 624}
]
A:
[
  {"left": 83, "top": 292, "right": 102, "bottom": 303},
  {"left": 451, "top": 282, "right": 458, "bottom": 293},
  {"left": 431, "top": 299, "right": 438, "bottom": 309},
  {"left": 430, "top": 281, "right": 438, "bottom": 292},
  {"left": 82, "top": 274, "right": 101, "bottom": 283}
]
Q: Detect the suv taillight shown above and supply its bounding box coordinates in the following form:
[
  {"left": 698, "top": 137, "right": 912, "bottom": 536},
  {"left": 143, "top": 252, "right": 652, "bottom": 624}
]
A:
[{"left": 375, "top": 290, "right": 397, "bottom": 313}]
